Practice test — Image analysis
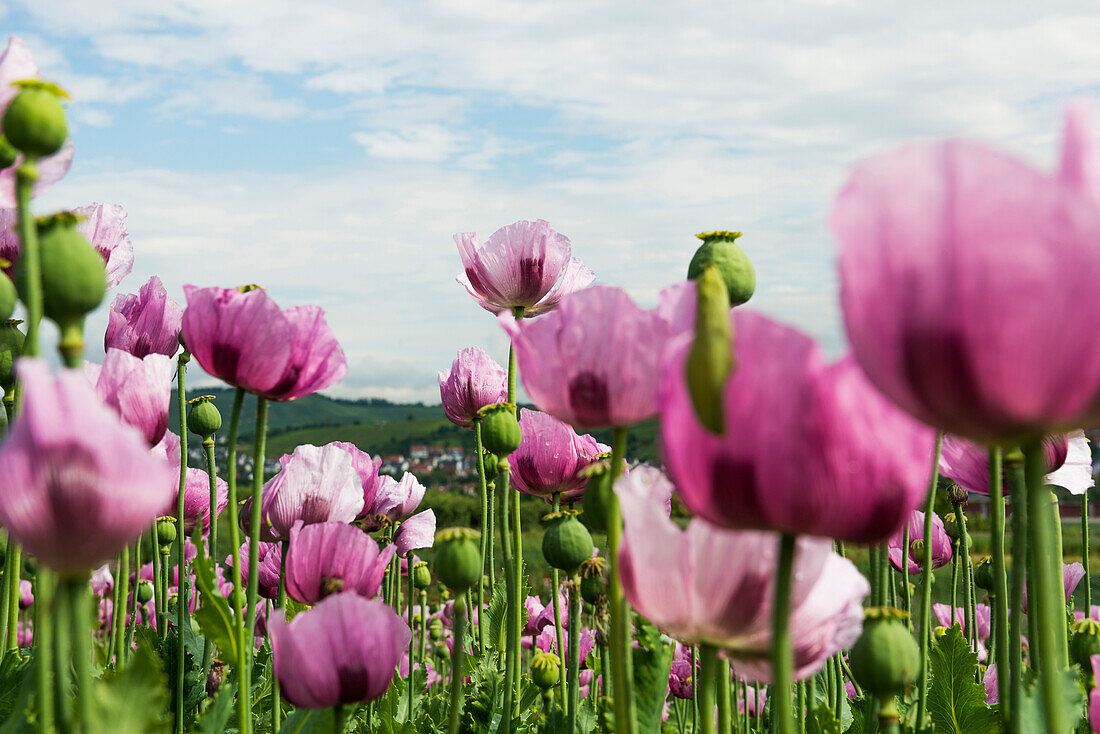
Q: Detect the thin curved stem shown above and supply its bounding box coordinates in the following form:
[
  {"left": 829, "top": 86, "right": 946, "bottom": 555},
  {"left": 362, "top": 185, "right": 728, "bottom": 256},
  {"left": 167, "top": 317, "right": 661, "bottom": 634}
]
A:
[
  {"left": 988, "top": 446, "right": 1009, "bottom": 713},
  {"left": 915, "top": 433, "right": 942, "bottom": 728},
  {"left": 497, "top": 464, "right": 515, "bottom": 734}
]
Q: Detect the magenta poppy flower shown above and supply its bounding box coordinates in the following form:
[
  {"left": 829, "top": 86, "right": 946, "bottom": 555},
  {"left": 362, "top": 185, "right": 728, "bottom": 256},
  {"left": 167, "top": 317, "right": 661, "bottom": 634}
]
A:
[
  {"left": 270, "top": 592, "right": 410, "bottom": 709},
  {"left": 91, "top": 565, "right": 113, "bottom": 596},
  {"left": 84, "top": 349, "right": 174, "bottom": 446},
  {"left": 362, "top": 472, "right": 426, "bottom": 528},
  {"left": 887, "top": 510, "right": 952, "bottom": 575},
  {"left": 940, "top": 431, "right": 1093, "bottom": 497},
  {"left": 181, "top": 285, "right": 347, "bottom": 401},
  {"left": 983, "top": 663, "right": 998, "bottom": 705},
  {"left": 1022, "top": 562, "right": 1086, "bottom": 613},
  {"left": 668, "top": 644, "right": 696, "bottom": 700},
  {"left": 455, "top": 219, "right": 594, "bottom": 317},
  {"left": 329, "top": 441, "right": 385, "bottom": 518},
  {"left": 393, "top": 510, "right": 436, "bottom": 557},
  {"left": 284, "top": 521, "right": 396, "bottom": 605},
  {"left": 832, "top": 105, "right": 1100, "bottom": 443},
  {"left": 933, "top": 602, "right": 993, "bottom": 660},
  {"left": 0, "top": 38, "right": 73, "bottom": 207},
  {"left": 438, "top": 346, "right": 508, "bottom": 428},
  {"left": 740, "top": 683, "right": 767, "bottom": 718},
  {"left": 168, "top": 466, "right": 228, "bottom": 536},
  {"left": 534, "top": 623, "right": 594, "bottom": 664},
  {"left": 105, "top": 276, "right": 183, "bottom": 359},
  {"left": 616, "top": 467, "right": 868, "bottom": 682},
  {"left": 0, "top": 359, "right": 175, "bottom": 573},
  {"left": 523, "top": 591, "right": 568, "bottom": 636},
  {"left": 501, "top": 285, "right": 684, "bottom": 428},
  {"left": 260, "top": 443, "right": 365, "bottom": 541},
  {"left": 73, "top": 203, "right": 133, "bottom": 289},
  {"left": 509, "top": 409, "right": 609, "bottom": 503},
  {"left": 18, "top": 579, "right": 32, "bottom": 609},
  {"left": 234, "top": 540, "right": 282, "bottom": 600},
  {"left": 661, "top": 310, "right": 936, "bottom": 543}
]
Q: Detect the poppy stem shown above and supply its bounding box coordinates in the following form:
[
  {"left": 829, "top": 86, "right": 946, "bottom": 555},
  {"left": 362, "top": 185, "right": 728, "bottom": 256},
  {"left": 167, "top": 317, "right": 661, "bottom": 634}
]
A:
[
  {"left": 1083, "top": 492, "right": 1092, "bottom": 611},
  {"left": 34, "top": 568, "right": 54, "bottom": 734},
  {"left": 698, "top": 644, "right": 717, "bottom": 734},
  {"left": 607, "top": 425, "right": 637, "bottom": 734},
  {"left": 333, "top": 703, "right": 348, "bottom": 734},
  {"left": 988, "top": 446, "right": 1010, "bottom": 712},
  {"left": 1023, "top": 439, "right": 1070, "bottom": 734},
  {"left": 551, "top": 493, "right": 566, "bottom": 712},
  {"left": 222, "top": 388, "right": 249, "bottom": 734},
  {"left": 915, "top": 433, "right": 942, "bottom": 728},
  {"left": 408, "top": 565, "right": 416, "bottom": 722},
  {"left": 271, "top": 544, "right": 287, "bottom": 733},
  {"left": 497, "top": 458, "right": 516, "bottom": 734},
  {"left": 201, "top": 438, "right": 219, "bottom": 680},
  {"left": 175, "top": 351, "right": 190, "bottom": 734},
  {"left": 567, "top": 574, "right": 581, "bottom": 734},
  {"left": 115, "top": 545, "right": 130, "bottom": 664},
  {"left": 125, "top": 540, "right": 139, "bottom": 659},
  {"left": 447, "top": 594, "right": 467, "bottom": 734},
  {"left": 900, "top": 521, "right": 911, "bottom": 620},
  {"left": 243, "top": 394, "right": 269, "bottom": 726},
  {"left": 717, "top": 658, "right": 732, "bottom": 734},
  {"left": 953, "top": 500, "right": 974, "bottom": 650},
  {"left": 13, "top": 161, "right": 41, "bottom": 371},
  {"left": 475, "top": 419, "right": 490, "bottom": 653},
  {"left": 772, "top": 533, "right": 797, "bottom": 734}
]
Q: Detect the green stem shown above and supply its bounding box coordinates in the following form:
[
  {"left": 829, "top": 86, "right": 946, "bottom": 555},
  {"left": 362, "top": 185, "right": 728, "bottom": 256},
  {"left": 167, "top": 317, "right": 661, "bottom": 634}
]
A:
[
  {"left": 950, "top": 543, "right": 959, "bottom": 621},
  {"left": 419, "top": 591, "right": 427, "bottom": 679},
  {"left": 1084, "top": 492, "right": 1092, "bottom": 611},
  {"left": 699, "top": 645, "right": 717, "bottom": 734},
  {"left": 52, "top": 571, "right": 71, "bottom": 733},
  {"left": 608, "top": 425, "right": 637, "bottom": 734},
  {"left": 901, "top": 521, "right": 911, "bottom": 620},
  {"left": 497, "top": 461, "right": 515, "bottom": 734},
  {"left": 868, "top": 545, "right": 879, "bottom": 606},
  {"left": 551, "top": 494, "right": 567, "bottom": 712},
  {"left": 333, "top": 703, "right": 349, "bottom": 734},
  {"left": 1023, "top": 440, "right": 1070, "bottom": 734},
  {"left": 0, "top": 537, "right": 10, "bottom": 655},
  {"left": 151, "top": 522, "right": 164, "bottom": 637},
  {"left": 772, "top": 534, "right": 797, "bottom": 734},
  {"left": 13, "top": 162, "right": 41, "bottom": 370},
  {"left": 718, "top": 659, "right": 732, "bottom": 734},
  {"left": 408, "top": 567, "right": 416, "bottom": 722},
  {"left": 916, "top": 435, "right": 942, "bottom": 727},
  {"left": 5, "top": 544, "right": 19, "bottom": 659},
  {"left": 175, "top": 354, "right": 190, "bottom": 734},
  {"left": 988, "top": 447, "right": 1010, "bottom": 713},
  {"left": 567, "top": 575, "right": 581, "bottom": 734},
  {"left": 63, "top": 576, "right": 92, "bottom": 730},
  {"left": 125, "top": 540, "right": 140, "bottom": 659},
  {"left": 447, "top": 595, "right": 467, "bottom": 734},
  {"left": 223, "top": 389, "right": 249, "bottom": 734},
  {"left": 509, "top": 471, "right": 522, "bottom": 721},
  {"left": 475, "top": 420, "right": 489, "bottom": 653},
  {"left": 34, "top": 569, "right": 54, "bottom": 734},
  {"left": 954, "top": 502, "right": 974, "bottom": 650},
  {"left": 115, "top": 545, "right": 130, "bottom": 665},
  {"left": 271, "top": 544, "right": 287, "bottom": 733},
  {"left": 244, "top": 395, "right": 269, "bottom": 723},
  {"left": 201, "top": 439, "right": 218, "bottom": 678}
]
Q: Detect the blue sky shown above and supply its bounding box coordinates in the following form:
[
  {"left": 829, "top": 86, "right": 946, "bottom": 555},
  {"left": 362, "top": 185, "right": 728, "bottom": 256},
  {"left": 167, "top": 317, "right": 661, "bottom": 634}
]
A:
[{"left": 6, "top": 1, "right": 1100, "bottom": 402}]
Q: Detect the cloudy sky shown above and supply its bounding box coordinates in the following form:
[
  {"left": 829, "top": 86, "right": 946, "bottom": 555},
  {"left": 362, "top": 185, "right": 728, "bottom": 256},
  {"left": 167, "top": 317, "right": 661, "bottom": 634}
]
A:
[{"left": 6, "top": 1, "right": 1100, "bottom": 402}]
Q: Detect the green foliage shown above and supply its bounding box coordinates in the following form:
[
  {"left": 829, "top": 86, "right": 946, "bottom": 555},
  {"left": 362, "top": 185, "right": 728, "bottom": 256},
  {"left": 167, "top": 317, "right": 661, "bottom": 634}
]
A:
[
  {"left": 278, "top": 707, "right": 335, "bottom": 733},
  {"left": 807, "top": 703, "right": 841, "bottom": 734},
  {"left": 193, "top": 682, "right": 235, "bottom": 734},
  {"left": 90, "top": 643, "right": 170, "bottom": 733},
  {"left": 0, "top": 655, "right": 36, "bottom": 734},
  {"left": 192, "top": 541, "right": 240, "bottom": 667},
  {"left": 927, "top": 626, "right": 999, "bottom": 734},
  {"left": 1017, "top": 667, "right": 1086, "bottom": 734},
  {"left": 0, "top": 654, "right": 31, "bottom": 722},
  {"left": 631, "top": 623, "right": 673, "bottom": 734},
  {"left": 484, "top": 579, "right": 508, "bottom": 652}
]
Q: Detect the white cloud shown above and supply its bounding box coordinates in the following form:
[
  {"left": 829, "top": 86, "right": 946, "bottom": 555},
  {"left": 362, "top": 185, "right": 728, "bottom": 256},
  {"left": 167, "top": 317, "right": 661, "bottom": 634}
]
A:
[{"left": 353, "top": 125, "right": 465, "bottom": 162}]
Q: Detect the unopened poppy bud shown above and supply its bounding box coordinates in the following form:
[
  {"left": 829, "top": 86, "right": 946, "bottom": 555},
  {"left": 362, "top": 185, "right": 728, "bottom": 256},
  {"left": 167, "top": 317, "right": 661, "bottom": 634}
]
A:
[
  {"left": 942, "top": 513, "right": 961, "bottom": 540},
  {"left": 974, "top": 557, "right": 993, "bottom": 591},
  {"left": 848, "top": 607, "right": 920, "bottom": 699},
  {"left": 0, "top": 136, "right": 17, "bottom": 170},
  {"left": 429, "top": 618, "right": 444, "bottom": 642},
  {"left": 481, "top": 448, "right": 499, "bottom": 483},
  {"left": 479, "top": 404, "right": 521, "bottom": 456},
  {"left": 541, "top": 510, "right": 594, "bottom": 575},
  {"left": 187, "top": 395, "right": 222, "bottom": 441},
  {"left": 413, "top": 561, "right": 432, "bottom": 590},
  {"left": 136, "top": 581, "right": 153, "bottom": 604},
  {"left": 685, "top": 264, "right": 734, "bottom": 434},
  {"left": 579, "top": 556, "right": 606, "bottom": 604},
  {"left": 1070, "top": 618, "right": 1100, "bottom": 669},
  {"left": 0, "top": 272, "right": 15, "bottom": 322},
  {"left": 946, "top": 482, "right": 968, "bottom": 507},
  {"left": 156, "top": 518, "right": 177, "bottom": 546},
  {"left": 581, "top": 469, "right": 612, "bottom": 533},
  {"left": 531, "top": 650, "right": 562, "bottom": 690},
  {"left": 687, "top": 230, "right": 755, "bottom": 306},
  {"left": 433, "top": 527, "right": 481, "bottom": 592},
  {"left": 18, "top": 212, "right": 106, "bottom": 365},
  {"left": 2, "top": 81, "right": 69, "bottom": 158},
  {"left": 0, "top": 320, "right": 26, "bottom": 393}
]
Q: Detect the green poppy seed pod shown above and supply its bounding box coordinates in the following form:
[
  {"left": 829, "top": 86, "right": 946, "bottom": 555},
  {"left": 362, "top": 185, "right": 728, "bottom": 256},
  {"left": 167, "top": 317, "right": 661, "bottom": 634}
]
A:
[
  {"left": 429, "top": 618, "right": 445, "bottom": 642},
  {"left": 541, "top": 510, "right": 594, "bottom": 575},
  {"left": 685, "top": 264, "right": 734, "bottom": 434},
  {"left": 156, "top": 518, "right": 177, "bottom": 547},
  {"left": 1070, "top": 618, "right": 1100, "bottom": 669},
  {"left": 848, "top": 607, "right": 921, "bottom": 699},
  {"left": 2, "top": 82, "right": 68, "bottom": 158},
  {"left": 0, "top": 136, "right": 17, "bottom": 170},
  {"left": 433, "top": 527, "right": 482, "bottom": 592},
  {"left": 479, "top": 404, "right": 521, "bottom": 456},
  {"left": 136, "top": 581, "right": 154, "bottom": 604},
  {"left": 581, "top": 468, "right": 612, "bottom": 533},
  {"left": 187, "top": 395, "right": 222, "bottom": 441},
  {"left": 413, "top": 561, "right": 432, "bottom": 590},
  {"left": 942, "top": 512, "right": 961, "bottom": 540},
  {"left": 481, "top": 448, "right": 499, "bottom": 483},
  {"left": 687, "top": 231, "right": 755, "bottom": 306},
  {"left": 974, "top": 557, "right": 993, "bottom": 591},
  {"left": 531, "top": 650, "right": 562, "bottom": 690},
  {"left": 0, "top": 272, "right": 16, "bottom": 322},
  {"left": 0, "top": 320, "right": 26, "bottom": 393}
]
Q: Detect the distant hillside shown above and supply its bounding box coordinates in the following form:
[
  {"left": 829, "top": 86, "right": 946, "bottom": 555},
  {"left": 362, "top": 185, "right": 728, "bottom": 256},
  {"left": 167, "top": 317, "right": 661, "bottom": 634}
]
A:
[{"left": 169, "top": 387, "right": 664, "bottom": 464}]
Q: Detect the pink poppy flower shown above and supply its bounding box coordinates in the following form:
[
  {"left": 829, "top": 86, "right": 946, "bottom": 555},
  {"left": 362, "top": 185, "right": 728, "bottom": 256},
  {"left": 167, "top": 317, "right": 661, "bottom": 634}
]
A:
[
  {"left": 284, "top": 521, "right": 395, "bottom": 605},
  {"left": 105, "top": 276, "right": 183, "bottom": 359},
  {"left": 438, "top": 346, "right": 508, "bottom": 428},
  {"left": 393, "top": 510, "right": 436, "bottom": 557},
  {"left": 84, "top": 348, "right": 174, "bottom": 446},
  {"left": 260, "top": 443, "right": 365, "bottom": 541},
  {"left": 362, "top": 472, "right": 426, "bottom": 528},
  {"left": 939, "top": 431, "right": 1093, "bottom": 496},
  {"left": 887, "top": 510, "right": 952, "bottom": 575},
  {"left": 509, "top": 409, "right": 609, "bottom": 503}
]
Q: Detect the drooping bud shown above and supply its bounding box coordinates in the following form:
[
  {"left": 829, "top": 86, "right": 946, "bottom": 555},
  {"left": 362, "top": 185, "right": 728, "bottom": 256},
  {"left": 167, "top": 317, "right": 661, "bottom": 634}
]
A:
[
  {"left": 946, "top": 482, "right": 968, "bottom": 507},
  {"left": 17, "top": 212, "right": 106, "bottom": 366},
  {"left": 187, "top": 395, "right": 222, "bottom": 442},
  {"left": 685, "top": 264, "right": 734, "bottom": 433},
  {"left": 0, "top": 320, "right": 26, "bottom": 394},
  {"left": 942, "top": 512, "right": 961, "bottom": 540},
  {"left": 479, "top": 404, "right": 522, "bottom": 456},
  {"left": 542, "top": 510, "right": 594, "bottom": 576},
  {"left": 687, "top": 231, "right": 755, "bottom": 306},
  {"left": 412, "top": 561, "right": 432, "bottom": 590},
  {"left": 580, "top": 466, "right": 612, "bottom": 533},
  {"left": 433, "top": 527, "right": 482, "bottom": 592},
  {"left": 848, "top": 607, "right": 921, "bottom": 699},
  {"left": 2, "top": 81, "right": 69, "bottom": 159},
  {"left": 1070, "top": 618, "right": 1100, "bottom": 669},
  {"left": 531, "top": 650, "right": 562, "bottom": 690}
]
